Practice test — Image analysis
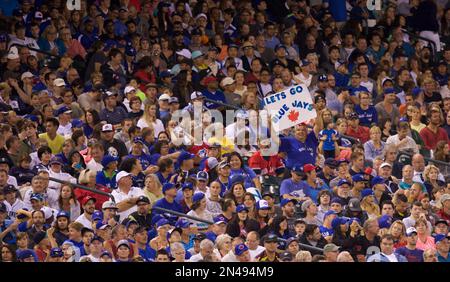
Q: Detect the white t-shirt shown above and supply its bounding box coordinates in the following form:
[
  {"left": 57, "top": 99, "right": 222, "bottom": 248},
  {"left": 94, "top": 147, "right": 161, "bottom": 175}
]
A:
[
  {"left": 57, "top": 123, "right": 72, "bottom": 137},
  {"left": 86, "top": 159, "right": 103, "bottom": 173},
  {"left": 137, "top": 118, "right": 165, "bottom": 138},
  {"left": 49, "top": 169, "right": 77, "bottom": 193},
  {"left": 249, "top": 246, "right": 265, "bottom": 260},
  {"left": 111, "top": 187, "right": 145, "bottom": 222},
  {"left": 383, "top": 253, "right": 398, "bottom": 262},
  {"left": 75, "top": 213, "right": 93, "bottom": 229}
]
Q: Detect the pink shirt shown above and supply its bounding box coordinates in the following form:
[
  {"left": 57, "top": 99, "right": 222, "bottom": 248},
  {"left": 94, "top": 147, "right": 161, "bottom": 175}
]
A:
[{"left": 415, "top": 236, "right": 436, "bottom": 251}]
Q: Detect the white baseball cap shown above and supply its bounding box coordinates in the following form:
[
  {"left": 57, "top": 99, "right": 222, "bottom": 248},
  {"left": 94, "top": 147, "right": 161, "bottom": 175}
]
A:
[
  {"left": 53, "top": 78, "right": 66, "bottom": 87},
  {"left": 124, "top": 85, "right": 136, "bottom": 95},
  {"left": 116, "top": 171, "right": 132, "bottom": 183},
  {"left": 21, "top": 71, "right": 34, "bottom": 80},
  {"left": 380, "top": 162, "right": 392, "bottom": 169},
  {"left": 101, "top": 124, "right": 114, "bottom": 132},
  {"left": 158, "top": 94, "right": 171, "bottom": 101},
  {"left": 7, "top": 46, "right": 19, "bottom": 60},
  {"left": 195, "top": 13, "right": 207, "bottom": 21},
  {"left": 221, "top": 77, "right": 235, "bottom": 87},
  {"left": 176, "top": 48, "right": 192, "bottom": 59},
  {"left": 102, "top": 201, "right": 118, "bottom": 210}
]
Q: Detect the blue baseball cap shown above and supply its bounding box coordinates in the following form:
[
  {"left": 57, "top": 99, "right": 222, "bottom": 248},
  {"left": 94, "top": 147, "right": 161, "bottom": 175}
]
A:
[
  {"left": 236, "top": 204, "right": 249, "bottom": 213},
  {"left": 378, "top": 215, "right": 393, "bottom": 229},
  {"left": 49, "top": 156, "right": 64, "bottom": 166},
  {"left": 280, "top": 198, "right": 297, "bottom": 207},
  {"left": 133, "top": 137, "right": 144, "bottom": 145},
  {"left": 371, "top": 176, "right": 385, "bottom": 187},
  {"left": 361, "top": 189, "right": 374, "bottom": 199},
  {"left": 256, "top": 200, "right": 270, "bottom": 210},
  {"left": 151, "top": 214, "right": 164, "bottom": 226},
  {"left": 71, "top": 119, "right": 83, "bottom": 128},
  {"left": 181, "top": 182, "right": 194, "bottom": 191},
  {"left": 156, "top": 218, "right": 170, "bottom": 229},
  {"left": 192, "top": 192, "right": 205, "bottom": 203},
  {"left": 383, "top": 88, "right": 396, "bottom": 95},
  {"left": 318, "top": 74, "right": 328, "bottom": 82},
  {"left": 162, "top": 183, "right": 176, "bottom": 194},
  {"left": 125, "top": 47, "right": 137, "bottom": 57},
  {"left": 17, "top": 249, "right": 36, "bottom": 261},
  {"left": 230, "top": 174, "right": 246, "bottom": 186},
  {"left": 96, "top": 221, "right": 110, "bottom": 230},
  {"left": 291, "top": 165, "right": 303, "bottom": 174},
  {"left": 196, "top": 171, "right": 209, "bottom": 181},
  {"left": 92, "top": 211, "right": 103, "bottom": 221},
  {"left": 90, "top": 236, "right": 104, "bottom": 244},
  {"left": 434, "top": 234, "right": 450, "bottom": 243},
  {"left": 177, "top": 151, "right": 195, "bottom": 165},
  {"left": 331, "top": 217, "right": 350, "bottom": 230},
  {"left": 55, "top": 106, "right": 72, "bottom": 116},
  {"left": 350, "top": 217, "right": 361, "bottom": 225},
  {"left": 56, "top": 211, "right": 70, "bottom": 219},
  {"left": 175, "top": 218, "right": 192, "bottom": 229},
  {"left": 235, "top": 243, "right": 249, "bottom": 256},
  {"left": 213, "top": 215, "right": 228, "bottom": 225},
  {"left": 24, "top": 114, "right": 39, "bottom": 122},
  {"left": 160, "top": 70, "right": 173, "bottom": 78},
  {"left": 324, "top": 210, "right": 337, "bottom": 218},
  {"left": 101, "top": 155, "right": 119, "bottom": 168},
  {"left": 0, "top": 33, "right": 8, "bottom": 42},
  {"left": 30, "top": 193, "right": 44, "bottom": 202},
  {"left": 338, "top": 179, "right": 351, "bottom": 187},
  {"left": 50, "top": 247, "right": 63, "bottom": 258},
  {"left": 352, "top": 174, "right": 365, "bottom": 182},
  {"left": 330, "top": 197, "right": 343, "bottom": 205}
]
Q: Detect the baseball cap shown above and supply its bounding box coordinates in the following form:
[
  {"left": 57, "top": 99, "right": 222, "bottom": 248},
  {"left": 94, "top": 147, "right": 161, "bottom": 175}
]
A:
[
  {"left": 102, "top": 201, "right": 118, "bottom": 210},
  {"left": 3, "top": 185, "right": 17, "bottom": 195},
  {"left": 133, "top": 137, "right": 144, "bottom": 145},
  {"left": 380, "top": 162, "right": 392, "bottom": 169},
  {"left": 435, "top": 219, "right": 449, "bottom": 226},
  {"left": 176, "top": 48, "right": 192, "bottom": 59},
  {"left": 30, "top": 193, "right": 44, "bottom": 202},
  {"left": 202, "top": 76, "right": 217, "bottom": 86},
  {"left": 23, "top": 114, "right": 38, "bottom": 123},
  {"left": 96, "top": 221, "right": 110, "bottom": 230},
  {"left": 101, "top": 124, "right": 114, "bottom": 132},
  {"left": 195, "top": 13, "right": 207, "bottom": 20},
  {"left": 318, "top": 74, "right": 328, "bottom": 82},
  {"left": 213, "top": 216, "right": 227, "bottom": 225},
  {"left": 7, "top": 46, "right": 19, "bottom": 60},
  {"left": 434, "top": 234, "right": 450, "bottom": 243},
  {"left": 21, "top": 71, "right": 34, "bottom": 81},
  {"left": 102, "top": 155, "right": 119, "bottom": 167},
  {"left": 136, "top": 196, "right": 150, "bottom": 205},
  {"left": 156, "top": 218, "right": 170, "bottom": 229},
  {"left": 90, "top": 236, "right": 104, "bottom": 244},
  {"left": 280, "top": 251, "right": 293, "bottom": 261},
  {"left": 196, "top": 171, "right": 209, "bottom": 181},
  {"left": 71, "top": 119, "right": 83, "bottom": 128},
  {"left": 338, "top": 179, "right": 351, "bottom": 187},
  {"left": 0, "top": 33, "right": 8, "bottom": 43},
  {"left": 158, "top": 94, "right": 171, "bottom": 101},
  {"left": 383, "top": 88, "right": 396, "bottom": 95},
  {"left": 230, "top": 174, "right": 245, "bottom": 186},
  {"left": 177, "top": 151, "right": 195, "bottom": 165},
  {"left": 160, "top": 70, "right": 173, "bottom": 78},
  {"left": 192, "top": 192, "right": 205, "bottom": 203},
  {"left": 291, "top": 165, "right": 303, "bottom": 174},
  {"left": 169, "top": 97, "right": 179, "bottom": 104},
  {"left": 330, "top": 197, "right": 343, "bottom": 205},
  {"left": 53, "top": 78, "right": 66, "bottom": 87},
  {"left": 124, "top": 85, "right": 136, "bottom": 95},
  {"left": 337, "top": 158, "right": 349, "bottom": 165},
  {"left": 300, "top": 59, "right": 311, "bottom": 67},
  {"left": 235, "top": 243, "right": 249, "bottom": 256},
  {"left": 55, "top": 211, "right": 70, "bottom": 219},
  {"left": 0, "top": 157, "right": 9, "bottom": 165},
  {"left": 352, "top": 174, "right": 365, "bottom": 182},
  {"left": 371, "top": 176, "right": 385, "bottom": 187},
  {"left": 263, "top": 234, "right": 279, "bottom": 243},
  {"left": 378, "top": 214, "right": 393, "bottom": 229},
  {"left": 33, "top": 231, "right": 47, "bottom": 245},
  {"left": 49, "top": 156, "right": 64, "bottom": 166},
  {"left": 406, "top": 227, "right": 418, "bottom": 237},
  {"left": 162, "top": 183, "right": 176, "bottom": 194},
  {"left": 348, "top": 112, "right": 359, "bottom": 120},
  {"left": 221, "top": 77, "right": 235, "bottom": 87},
  {"left": 116, "top": 239, "right": 130, "bottom": 249},
  {"left": 17, "top": 249, "right": 36, "bottom": 261},
  {"left": 100, "top": 251, "right": 112, "bottom": 258},
  {"left": 347, "top": 198, "right": 362, "bottom": 212},
  {"left": 181, "top": 182, "right": 194, "bottom": 191},
  {"left": 49, "top": 247, "right": 63, "bottom": 258},
  {"left": 175, "top": 218, "right": 193, "bottom": 229},
  {"left": 303, "top": 164, "right": 316, "bottom": 173},
  {"left": 191, "top": 50, "right": 203, "bottom": 60},
  {"left": 92, "top": 210, "right": 103, "bottom": 221},
  {"left": 236, "top": 204, "right": 249, "bottom": 213},
  {"left": 55, "top": 106, "right": 72, "bottom": 116},
  {"left": 331, "top": 217, "right": 350, "bottom": 230},
  {"left": 262, "top": 192, "right": 275, "bottom": 199},
  {"left": 361, "top": 189, "right": 374, "bottom": 199},
  {"left": 301, "top": 199, "right": 314, "bottom": 212},
  {"left": 323, "top": 243, "right": 340, "bottom": 253},
  {"left": 271, "top": 59, "right": 286, "bottom": 68},
  {"left": 256, "top": 200, "right": 270, "bottom": 210},
  {"left": 324, "top": 210, "right": 337, "bottom": 218},
  {"left": 193, "top": 233, "right": 207, "bottom": 241},
  {"left": 80, "top": 195, "right": 96, "bottom": 206},
  {"left": 116, "top": 171, "right": 132, "bottom": 183},
  {"left": 190, "top": 91, "right": 204, "bottom": 100},
  {"left": 218, "top": 161, "right": 230, "bottom": 169},
  {"left": 280, "top": 198, "right": 297, "bottom": 207}
]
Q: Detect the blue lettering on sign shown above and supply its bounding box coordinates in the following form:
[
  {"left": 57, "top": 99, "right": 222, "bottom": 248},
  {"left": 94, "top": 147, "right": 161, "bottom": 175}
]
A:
[
  {"left": 292, "top": 100, "right": 314, "bottom": 111},
  {"left": 290, "top": 85, "right": 303, "bottom": 95},
  {"left": 271, "top": 104, "right": 290, "bottom": 123},
  {"left": 263, "top": 92, "right": 287, "bottom": 106}
]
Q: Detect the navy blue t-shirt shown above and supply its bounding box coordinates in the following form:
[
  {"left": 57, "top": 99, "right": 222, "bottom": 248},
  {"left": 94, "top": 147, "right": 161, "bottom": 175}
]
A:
[
  {"left": 152, "top": 198, "right": 184, "bottom": 216},
  {"left": 355, "top": 105, "right": 378, "bottom": 127},
  {"left": 201, "top": 90, "right": 226, "bottom": 109},
  {"left": 395, "top": 247, "right": 423, "bottom": 262},
  {"left": 280, "top": 132, "right": 318, "bottom": 169}
]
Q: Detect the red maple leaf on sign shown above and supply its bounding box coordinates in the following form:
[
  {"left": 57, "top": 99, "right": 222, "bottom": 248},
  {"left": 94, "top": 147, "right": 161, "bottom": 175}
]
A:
[{"left": 288, "top": 110, "right": 299, "bottom": 122}]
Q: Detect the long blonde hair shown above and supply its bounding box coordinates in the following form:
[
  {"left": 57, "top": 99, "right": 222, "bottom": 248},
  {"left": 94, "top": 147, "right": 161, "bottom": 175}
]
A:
[
  {"left": 143, "top": 102, "right": 157, "bottom": 125},
  {"left": 360, "top": 196, "right": 380, "bottom": 217}
]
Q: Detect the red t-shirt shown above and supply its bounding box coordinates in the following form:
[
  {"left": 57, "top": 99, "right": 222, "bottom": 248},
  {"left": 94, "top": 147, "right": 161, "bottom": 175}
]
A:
[
  {"left": 346, "top": 126, "right": 370, "bottom": 144},
  {"left": 419, "top": 126, "right": 450, "bottom": 150},
  {"left": 248, "top": 152, "right": 284, "bottom": 176}
]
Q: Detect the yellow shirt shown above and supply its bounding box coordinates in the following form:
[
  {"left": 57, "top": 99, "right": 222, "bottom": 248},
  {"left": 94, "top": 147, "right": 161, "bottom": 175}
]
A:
[
  {"left": 207, "top": 136, "right": 235, "bottom": 155},
  {"left": 39, "top": 133, "right": 65, "bottom": 154},
  {"left": 410, "top": 122, "right": 426, "bottom": 133}
]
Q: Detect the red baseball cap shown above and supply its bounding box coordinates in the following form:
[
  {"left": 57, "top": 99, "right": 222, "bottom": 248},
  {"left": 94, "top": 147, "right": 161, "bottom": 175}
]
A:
[
  {"left": 303, "top": 164, "right": 316, "bottom": 173},
  {"left": 80, "top": 195, "right": 96, "bottom": 206},
  {"left": 202, "top": 76, "right": 217, "bottom": 86}
]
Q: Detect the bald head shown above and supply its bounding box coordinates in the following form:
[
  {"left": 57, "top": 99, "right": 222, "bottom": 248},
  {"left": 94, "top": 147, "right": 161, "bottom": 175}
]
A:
[{"left": 412, "top": 154, "right": 425, "bottom": 172}]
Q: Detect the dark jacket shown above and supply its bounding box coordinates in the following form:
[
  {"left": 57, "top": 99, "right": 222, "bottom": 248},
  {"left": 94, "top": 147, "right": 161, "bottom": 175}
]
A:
[
  {"left": 298, "top": 233, "right": 328, "bottom": 256},
  {"left": 225, "top": 217, "right": 260, "bottom": 239}
]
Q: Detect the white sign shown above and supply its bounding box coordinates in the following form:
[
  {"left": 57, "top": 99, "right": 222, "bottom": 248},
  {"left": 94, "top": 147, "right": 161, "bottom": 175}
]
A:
[{"left": 263, "top": 85, "right": 317, "bottom": 132}]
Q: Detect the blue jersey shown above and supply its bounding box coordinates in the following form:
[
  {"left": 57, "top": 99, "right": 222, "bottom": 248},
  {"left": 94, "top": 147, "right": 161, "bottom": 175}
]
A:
[
  {"left": 319, "top": 129, "right": 338, "bottom": 151},
  {"left": 395, "top": 247, "right": 424, "bottom": 262},
  {"left": 280, "top": 178, "right": 308, "bottom": 198},
  {"left": 230, "top": 167, "right": 257, "bottom": 188},
  {"left": 138, "top": 245, "right": 157, "bottom": 262},
  {"left": 319, "top": 226, "right": 334, "bottom": 238},
  {"left": 201, "top": 90, "right": 226, "bottom": 109},
  {"left": 153, "top": 198, "right": 184, "bottom": 216},
  {"left": 303, "top": 181, "right": 330, "bottom": 204},
  {"left": 127, "top": 153, "right": 152, "bottom": 170},
  {"left": 280, "top": 132, "right": 318, "bottom": 169},
  {"left": 355, "top": 105, "right": 378, "bottom": 127},
  {"left": 0, "top": 219, "right": 16, "bottom": 245},
  {"left": 96, "top": 170, "right": 117, "bottom": 189}
]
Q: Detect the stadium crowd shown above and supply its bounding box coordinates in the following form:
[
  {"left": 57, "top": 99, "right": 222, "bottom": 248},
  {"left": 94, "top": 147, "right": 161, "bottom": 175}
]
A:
[{"left": 0, "top": 0, "right": 450, "bottom": 263}]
